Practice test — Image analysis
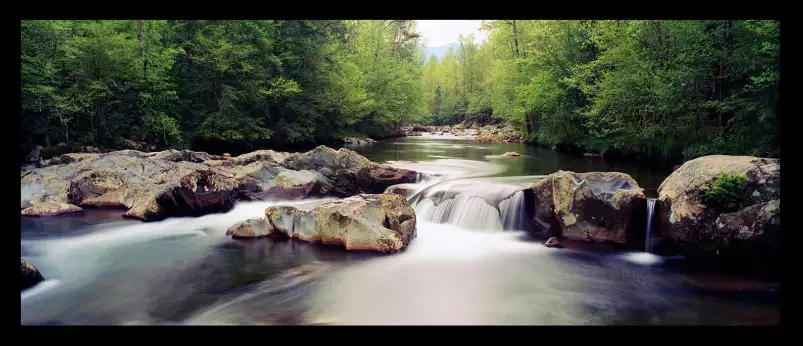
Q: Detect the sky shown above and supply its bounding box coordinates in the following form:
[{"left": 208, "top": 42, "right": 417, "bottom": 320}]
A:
[{"left": 416, "top": 20, "right": 488, "bottom": 47}]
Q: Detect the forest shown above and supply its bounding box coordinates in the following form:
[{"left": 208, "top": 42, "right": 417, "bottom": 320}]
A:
[
  {"left": 421, "top": 20, "right": 780, "bottom": 161},
  {"left": 21, "top": 20, "right": 426, "bottom": 156},
  {"left": 21, "top": 20, "right": 779, "bottom": 162}
]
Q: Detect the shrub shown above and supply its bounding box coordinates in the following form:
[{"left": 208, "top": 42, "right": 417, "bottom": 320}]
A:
[{"left": 700, "top": 172, "right": 748, "bottom": 211}]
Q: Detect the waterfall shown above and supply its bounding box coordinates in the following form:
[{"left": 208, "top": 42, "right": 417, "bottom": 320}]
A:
[
  {"left": 410, "top": 178, "right": 531, "bottom": 232},
  {"left": 645, "top": 198, "right": 656, "bottom": 253},
  {"left": 499, "top": 191, "right": 525, "bottom": 231},
  {"left": 415, "top": 193, "right": 501, "bottom": 231}
]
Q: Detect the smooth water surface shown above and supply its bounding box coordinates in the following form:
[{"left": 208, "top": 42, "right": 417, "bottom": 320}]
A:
[{"left": 21, "top": 135, "right": 779, "bottom": 325}]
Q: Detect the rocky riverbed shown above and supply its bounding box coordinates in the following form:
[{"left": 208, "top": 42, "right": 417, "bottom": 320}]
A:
[
  {"left": 20, "top": 146, "right": 420, "bottom": 221},
  {"left": 20, "top": 136, "right": 780, "bottom": 325},
  {"left": 400, "top": 121, "right": 522, "bottom": 143}
]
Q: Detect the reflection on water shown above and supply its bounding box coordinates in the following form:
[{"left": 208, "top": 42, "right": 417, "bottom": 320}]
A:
[
  {"left": 21, "top": 136, "right": 778, "bottom": 325},
  {"left": 350, "top": 136, "right": 670, "bottom": 189}
]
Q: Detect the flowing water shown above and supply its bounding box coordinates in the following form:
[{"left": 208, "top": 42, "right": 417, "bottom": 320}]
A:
[
  {"left": 646, "top": 198, "right": 657, "bottom": 253},
  {"left": 20, "top": 134, "right": 780, "bottom": 325}
]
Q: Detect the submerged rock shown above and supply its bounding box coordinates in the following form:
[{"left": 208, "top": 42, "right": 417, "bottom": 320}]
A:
[
  {"left": 21, "top": 258, "right": 44, "bottom": 291},
  {"left": 657, "top": 155, "right": 780, "bottom": 256},
  {"left": 503, "top": 152, "right": 520, "bottom": 157},
  {"left": 530, "top": 171, "right": 645, "bottom": 244},
  {"left": 263, "top": 194, "right": 416, "bottom": 252}
]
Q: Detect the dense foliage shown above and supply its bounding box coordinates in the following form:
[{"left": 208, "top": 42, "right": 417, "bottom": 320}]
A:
[
  {"left": 21, "top": 20, "right": 779, "bottom": 162},
  {"left": 21, "top": 20, "right": 426, "bottom": 156},
  {"left": 419, "top": 20, "right": 780, "bottom": 161},
  {"left": 701, "top": 172, "right": 748, "bottom": 211}
]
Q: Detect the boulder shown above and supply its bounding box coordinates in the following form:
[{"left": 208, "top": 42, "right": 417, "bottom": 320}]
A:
[
  {"left": 657, "top": 155, "right": 780, "bottom": 255},
  {"left": 544, "top": 237, "right": 564, "bottom": 248},
  {"left": 22, "top": 153, "right": 239, "bottom": 221},
  {"left": 252, "top": 169, "right": 332, "bottom": 200},
  {"left": 21, "top": 164, "right": 36, "bottom": 176},
  {"left": 82, "top": 146, "right": 101, "bottom": 153},
  {"left": 21, "top": 201, "right": 83, "bottom": 216},
  {"left": 26, "top": 145, "right": 43, "bottom": 166},
  {"left": 151, "top": 149, "right": 214, "bottom": 163},
  {"left": 264, "top": 194, "right": 416, "bottom": 252},
  {"left": 387, "top": 184, "right": 417, "bottom": 197},
  {"left": 20, "top": 146, "right": 416, "bottom": 222},
  {"left": 46, "top": 152, "right": 100, "bottom": 166},
  {"left": 223, "top": 153, "right": 232, "bottom": 158},
  {"left": 118, "top": 138, "right": 148, "bottom": 151},
  {"left": 226, "top": 218, "right": 273, "bottom": 238},
  {"left": 714, "top": 200, "right": 780, "bottom": 253},
  {"left": 281, "top": 146, "right": 373, "bottom": 173},
  {"left": 281, "top": 146, "right": 417, "bottom": 195},
  {"left": 356, "top": 166, "right": 418, "bottom": 194},
  {"left": 224, "top": 150, "right": 287, "bottom": 166},
  {"left": 530, "top": 171, "right": 645, "bottom": 243},
  {"left": 503, "top": 152, "right": 520, "bottom": 157},
  {"left": 21, "top": 258, "right": 44, "bottom": 291}
]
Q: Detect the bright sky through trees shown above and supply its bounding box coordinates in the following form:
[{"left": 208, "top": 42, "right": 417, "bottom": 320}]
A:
[{"left": 416, "top": 20, "right": 488, "bottom": 46}]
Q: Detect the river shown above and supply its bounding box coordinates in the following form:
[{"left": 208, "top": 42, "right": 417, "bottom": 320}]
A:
[{"left": 20, "top": 134, "right": 780, "bottom": 325}]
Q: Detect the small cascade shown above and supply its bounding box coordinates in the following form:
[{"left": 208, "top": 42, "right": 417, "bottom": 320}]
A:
[
  {"left": 499, "top": 191, "right": 525, "bottom": 231},
  {"left": 410, "top": 177, "right": 531, "bottom": 232},
  {"left": 645, "top": 198, "right": 657, "bottom": 253}
]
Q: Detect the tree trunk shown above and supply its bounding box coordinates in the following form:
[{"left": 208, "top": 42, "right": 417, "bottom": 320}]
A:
[
  {"left": 91, "top": 109, "right": 97, "bottom": 144},
  {"left": 512, "top": 21, "right": 520, "bottom": 59},
  {"left": 137, "top": 20, "right": 143, "bottom": 58},
  {"left": 138, "top": 20, "right": 148, "bottom": 82}
]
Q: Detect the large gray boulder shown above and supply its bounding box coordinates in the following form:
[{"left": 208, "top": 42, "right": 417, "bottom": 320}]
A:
[
  {"left": 221, "top": 162, "right": 332, "bottom": 201},
  {"left": 262, "top": 194, "right": 416, "bottom": 252},
  {"left": 22, "top": 152, "right": 238, "bottom": 221},
  {"left": 530, "top": 171, "right": 645, "bottom": 243},
  {"left": 657, "top": 155, "right": 780, "bottom": 255},
  {"left": 280, "top": 146, "right": 417, "bottom": 195}
]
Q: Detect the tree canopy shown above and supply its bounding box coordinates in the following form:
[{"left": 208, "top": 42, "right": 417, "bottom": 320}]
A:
[
  {"left": 418, "top": 20, "right": 780, "bottom": 161},
  {"left": 21, "top": 20, "right": 426, "bottom": 155},
  {"left": 21, "top": 20, "right": 779, "bottom": 162}
]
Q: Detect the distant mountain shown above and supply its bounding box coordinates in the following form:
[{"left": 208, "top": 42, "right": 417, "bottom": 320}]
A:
[{"left": 425, "top": 42, "right": 459, "bottom": 61}]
